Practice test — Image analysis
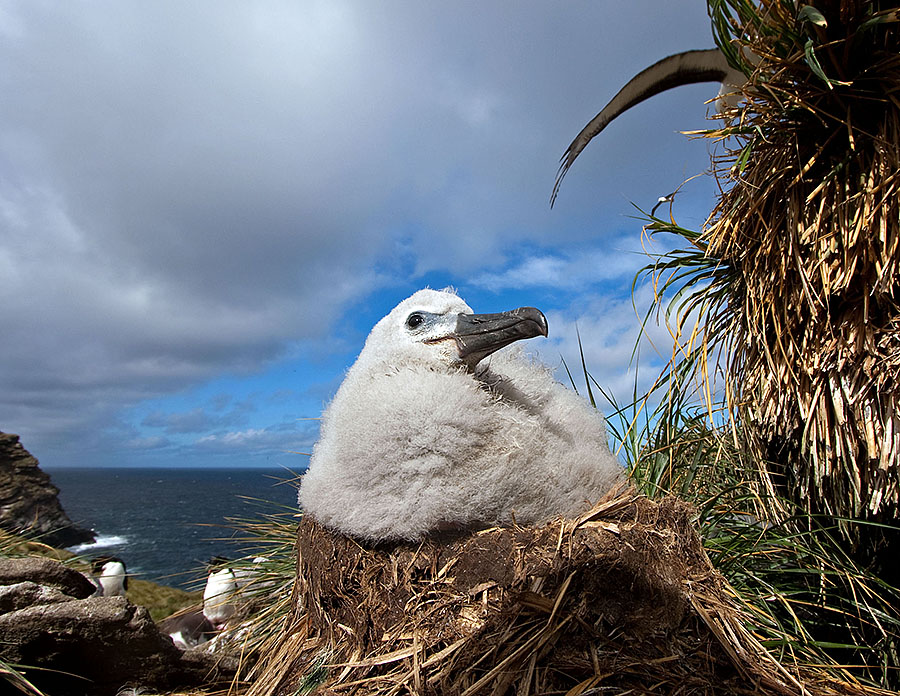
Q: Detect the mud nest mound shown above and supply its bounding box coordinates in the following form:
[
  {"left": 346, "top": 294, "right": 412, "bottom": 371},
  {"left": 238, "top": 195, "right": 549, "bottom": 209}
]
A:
[{"left": 249, "top": 488, "right": 867, "bottom": 695}]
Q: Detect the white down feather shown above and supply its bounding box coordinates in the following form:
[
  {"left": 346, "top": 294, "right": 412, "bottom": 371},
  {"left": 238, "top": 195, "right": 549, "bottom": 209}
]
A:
[{"left": 299, "top": 288, "right": 623, "bottom": 541}]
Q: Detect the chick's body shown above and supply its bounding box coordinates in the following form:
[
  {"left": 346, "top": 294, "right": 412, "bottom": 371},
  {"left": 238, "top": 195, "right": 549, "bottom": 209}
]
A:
[{"left": 299, "top": 289, "right": 622, "bottom": 541}]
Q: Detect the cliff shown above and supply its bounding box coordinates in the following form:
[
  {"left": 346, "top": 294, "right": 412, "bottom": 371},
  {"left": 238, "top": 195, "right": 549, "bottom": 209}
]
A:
[{"left": 0, "top": 431, "right": 95, "bottom": 548}]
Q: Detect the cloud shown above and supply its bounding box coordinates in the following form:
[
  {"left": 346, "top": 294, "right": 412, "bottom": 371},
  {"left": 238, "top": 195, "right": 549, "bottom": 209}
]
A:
[
  {"left": 124, "top": 435, "right": 171, "bottom": 451},
  {"left": 530, "top": 276, "right": 728, "bottom": 422},
  {"left": 142, "top": 409, "right": 219, "bottom": 435},
  {"left": 193, "top": 424, "right": 314, "bottom": 457},
  {"left": 525, "top": 283, "right": 675, "bottom": 407},
  {"left": 470, "top": 237, "right": 649, "bottom": 292},
  {"left": 139, "top": 396, "right": 258, "bottom": 435},
  {"left": 0, "top": 1, "right": 718, "bottom": 464}
]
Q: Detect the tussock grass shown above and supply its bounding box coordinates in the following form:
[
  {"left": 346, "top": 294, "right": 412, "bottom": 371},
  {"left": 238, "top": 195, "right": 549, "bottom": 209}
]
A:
[
  {"left": 0, "top": 528, "right": 76, "bottom": 563},
  {"left": 0, "top": 663, "right": 43, "bottom": 696},
  {"left": 560, "top": 1, "right": 900, "bottom": 688},
  {"left": 600, "top": 203, "right": 900, "bottom": 690},
  {"left": 186, "top": 476, "right": 301, "bottom": 686},
  {"left": 706, "top": 0, "right": 900, "bottom": 535},
  {"left": 127, "top": 578, "right": 201, "bottom": 623}
]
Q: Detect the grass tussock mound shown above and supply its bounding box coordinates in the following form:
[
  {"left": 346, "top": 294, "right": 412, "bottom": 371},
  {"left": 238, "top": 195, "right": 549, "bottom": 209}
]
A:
[
  {"left": 703, "top": 0, "right": 900, "bottom": 532},
  {"left": 248, "top": 487, "right": 877, "bottom": 696}
]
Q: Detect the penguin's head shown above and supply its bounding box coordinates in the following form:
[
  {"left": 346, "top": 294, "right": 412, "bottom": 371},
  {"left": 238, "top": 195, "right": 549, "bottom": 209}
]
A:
[
  {"left": 91, "top": 555, "right": 125, "bottom": 574},
  {"left": 207, "top": 556, "right": 231, "bottom": 572},
  {"left": 91, "top": 555, "right": 128, "bottom": 592}
]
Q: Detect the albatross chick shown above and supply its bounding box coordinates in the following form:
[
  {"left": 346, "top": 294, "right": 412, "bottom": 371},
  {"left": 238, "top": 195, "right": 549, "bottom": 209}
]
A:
[{"left": 299, "top": 288, "right": 622, "bottom": 541}]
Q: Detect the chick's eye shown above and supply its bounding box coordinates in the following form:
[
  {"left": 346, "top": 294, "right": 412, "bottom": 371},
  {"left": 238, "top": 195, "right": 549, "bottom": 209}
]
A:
[{"left": 406, "top": 313, "right": 425, "bottom": 330}]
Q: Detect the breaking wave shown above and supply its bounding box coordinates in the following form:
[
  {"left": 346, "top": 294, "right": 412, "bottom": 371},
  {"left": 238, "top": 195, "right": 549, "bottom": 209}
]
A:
[{"left": 68, "top": 534, "right": 129, "bottom": 554}]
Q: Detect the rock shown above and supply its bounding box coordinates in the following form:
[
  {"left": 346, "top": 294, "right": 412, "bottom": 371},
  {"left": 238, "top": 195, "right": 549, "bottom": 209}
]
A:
[
  {"left": 0, "top": 556, "right": 96, "bottom": 599},
  {"left": 0, "top": 431, "right": 95, "bottom": 548},
  {"left": 0, "top": 556, "right": 236, "bottom": 694},
  {"left": 0, "top": 595, "right": 234, "bottom": 696},
  {"left": 0, "top": 581, "right": 73, "bottom": 613}
]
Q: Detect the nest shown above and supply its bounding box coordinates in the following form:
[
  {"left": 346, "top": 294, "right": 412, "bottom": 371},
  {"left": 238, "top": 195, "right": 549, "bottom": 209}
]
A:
[{"left": 248, "top": 488, "right": 878, "bottom": 696}]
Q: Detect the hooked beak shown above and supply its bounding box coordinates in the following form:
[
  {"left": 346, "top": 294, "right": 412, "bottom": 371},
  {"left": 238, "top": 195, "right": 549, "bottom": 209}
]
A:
[{"left": 438, "top": 306, "right": 548, "bottom": 367}]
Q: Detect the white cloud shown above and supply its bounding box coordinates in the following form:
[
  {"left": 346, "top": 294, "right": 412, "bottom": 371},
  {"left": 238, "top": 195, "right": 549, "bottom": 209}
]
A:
[
  {"left": 471, "top": 236, "right": 650, "bottom": 291},
  {"left": 193, "top": 425, "right": 313, "bottom": 456},
  {"left": 530, "top": 277, "right": 728, "bottom": 421},
  {"left": 529, "top": 284, "right": 670, "bottom": 405},
  {"left": 124, "top": 436, "right": 170, "bottom": 450}
]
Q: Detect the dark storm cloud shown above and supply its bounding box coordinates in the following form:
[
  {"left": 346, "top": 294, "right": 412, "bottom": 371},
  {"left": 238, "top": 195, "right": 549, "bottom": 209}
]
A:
[{"left": 0, "top": 0, "right": 716, "bottom": 462}]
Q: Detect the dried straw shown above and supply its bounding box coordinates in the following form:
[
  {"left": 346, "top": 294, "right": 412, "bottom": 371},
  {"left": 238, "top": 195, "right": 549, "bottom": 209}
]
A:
[{"left": 699, "top": 1, "right": 900, "bottom": 539}]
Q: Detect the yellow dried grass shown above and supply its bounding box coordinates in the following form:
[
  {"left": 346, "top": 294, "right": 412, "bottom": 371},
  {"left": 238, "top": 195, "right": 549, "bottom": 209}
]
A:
[{"left": 702, "top": 1, "right": 900, "bottom": 534}]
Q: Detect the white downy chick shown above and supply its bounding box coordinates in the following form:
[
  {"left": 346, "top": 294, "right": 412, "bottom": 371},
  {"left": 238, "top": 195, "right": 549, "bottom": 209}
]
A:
[{"left": 299, "top": 288, "right": 623, "bottom": 542}]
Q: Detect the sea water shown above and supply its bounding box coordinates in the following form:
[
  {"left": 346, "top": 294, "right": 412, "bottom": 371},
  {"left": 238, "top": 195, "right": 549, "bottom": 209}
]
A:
[{"left": 46, "top": 467, "right": 300, "bottom": 589}]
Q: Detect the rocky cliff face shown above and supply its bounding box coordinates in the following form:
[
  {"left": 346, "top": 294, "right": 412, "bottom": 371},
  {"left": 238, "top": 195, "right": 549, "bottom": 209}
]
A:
[{"left": 0, "top": 431, "right": 95, "bottom": 548}]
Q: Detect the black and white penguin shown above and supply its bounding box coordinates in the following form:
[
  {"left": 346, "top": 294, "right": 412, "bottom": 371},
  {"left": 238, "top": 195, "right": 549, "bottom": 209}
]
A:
[
  {"left": 90, "top": 556, "right": 128, "bottom": 597},
  {"left": 202, "top": 556, "right": 237, "bottom": 630}
]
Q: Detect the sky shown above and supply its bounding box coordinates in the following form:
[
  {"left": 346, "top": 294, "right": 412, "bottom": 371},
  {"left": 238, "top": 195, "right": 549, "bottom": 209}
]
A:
[{"left": 0, "top": 1, "right": 725, "bottom": 469}]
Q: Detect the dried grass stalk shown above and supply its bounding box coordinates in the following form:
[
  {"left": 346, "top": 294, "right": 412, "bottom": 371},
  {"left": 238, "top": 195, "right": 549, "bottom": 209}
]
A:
[{"left": 702, "top": 1, "right": 900, "bottom": 532}]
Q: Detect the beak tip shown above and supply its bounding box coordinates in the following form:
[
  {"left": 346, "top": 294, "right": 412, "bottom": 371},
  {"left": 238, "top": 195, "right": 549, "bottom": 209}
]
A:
[{"left": 520, "top": 307, "right": 549, "bottom": 338}]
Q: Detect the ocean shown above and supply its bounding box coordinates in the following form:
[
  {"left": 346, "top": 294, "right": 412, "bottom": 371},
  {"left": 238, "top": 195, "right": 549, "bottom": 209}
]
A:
[{"left": 46, "top": 467, "right": 300, "bottom": 589}]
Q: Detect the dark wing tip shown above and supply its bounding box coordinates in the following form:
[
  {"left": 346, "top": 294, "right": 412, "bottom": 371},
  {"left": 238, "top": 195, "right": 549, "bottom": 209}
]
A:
[{"left": 550, "top": 48, "right": 731, "bottom": 209}]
